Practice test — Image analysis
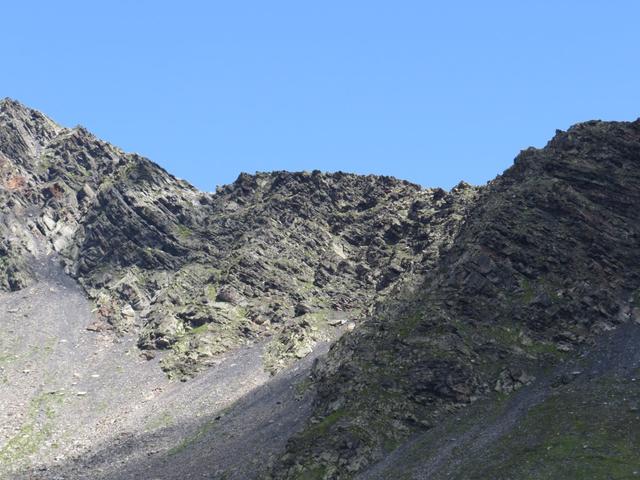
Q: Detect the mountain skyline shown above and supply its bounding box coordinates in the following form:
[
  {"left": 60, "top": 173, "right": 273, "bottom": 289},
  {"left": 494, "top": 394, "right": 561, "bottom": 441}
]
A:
[
  {"left": 2, "top": 98, "right": 640, "bottom": 479},
  {"left": 3, "top": 2, "right": 639, "bottom": 193}
]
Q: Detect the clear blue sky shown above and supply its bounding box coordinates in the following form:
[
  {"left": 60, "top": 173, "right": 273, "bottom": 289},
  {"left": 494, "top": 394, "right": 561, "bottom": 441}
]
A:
[{"left": 2, "top": 1, "right": 639, "bottom": 191}]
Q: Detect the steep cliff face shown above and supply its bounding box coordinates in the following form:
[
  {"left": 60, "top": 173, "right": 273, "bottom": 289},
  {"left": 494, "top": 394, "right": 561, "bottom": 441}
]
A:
[
  {"left": 272, "top": 119, "right": 640, "bottom": 478},
  {"left": 0, "top": 99, "right": 62, "bottom": 290}
]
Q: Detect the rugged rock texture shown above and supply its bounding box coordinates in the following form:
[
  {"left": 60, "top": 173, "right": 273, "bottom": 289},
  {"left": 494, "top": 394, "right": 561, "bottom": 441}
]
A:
[
  {"left": 3, "top": 98, "right": 640, "bottom": 480},
  {"left": 0, "top": 98, "right": 479, "bottom": 379},
  {"left": 271, "top": 120, "right": 640, "bottom": 478},
  {"left": 0, "top": 99, "right": 61, "bottom": 289}
]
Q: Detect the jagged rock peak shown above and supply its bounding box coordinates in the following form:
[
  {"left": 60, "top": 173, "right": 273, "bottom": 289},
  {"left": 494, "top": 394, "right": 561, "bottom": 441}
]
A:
[
  {"left": 0, "top": 97, "right": 60, "bottom": 131},
  {"left": 0, "top": 98, "right": 63, "bottom": 162},
  {"left": 509, "top": 117, "right": 640, "bottom": 171},
  {"left": 217, "top": 169, "right": 425, "bottom": 197}
]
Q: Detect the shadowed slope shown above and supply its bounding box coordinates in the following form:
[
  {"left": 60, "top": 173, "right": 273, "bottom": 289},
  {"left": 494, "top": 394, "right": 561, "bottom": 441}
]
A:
[{"left": 272, "top": 119, "right": 640, "bottom": 478}]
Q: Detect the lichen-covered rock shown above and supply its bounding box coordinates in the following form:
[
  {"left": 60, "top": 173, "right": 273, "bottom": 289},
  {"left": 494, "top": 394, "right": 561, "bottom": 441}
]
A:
[
  {"left": 270, "top": 119, "right": 640, "bottom": 478},
  {"left": 4, "top": 98, "right": 639, "bottom": 479},
  {"left": 0, "top": 98, "right": 480, "bottom": 378}
]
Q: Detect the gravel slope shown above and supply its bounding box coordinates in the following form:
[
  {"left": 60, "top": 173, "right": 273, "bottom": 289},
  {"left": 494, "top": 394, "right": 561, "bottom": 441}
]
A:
[{"left": 0, "top": 251, "right": 325, "bottom": 480}]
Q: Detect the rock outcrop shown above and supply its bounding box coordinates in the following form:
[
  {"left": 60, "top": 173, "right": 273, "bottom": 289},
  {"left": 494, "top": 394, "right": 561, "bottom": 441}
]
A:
[
  {"left": 271, "top": 119, "right": 640, "bottom": 478},
  {"left": 3, "top": 98, "right": 640, "bottom": 479},
  {"left": 0, "top": 98, "right": 479, "bottom": 379}
]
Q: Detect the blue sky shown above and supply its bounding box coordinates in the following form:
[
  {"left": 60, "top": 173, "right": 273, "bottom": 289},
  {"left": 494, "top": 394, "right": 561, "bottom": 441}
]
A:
[{"left": 2, "top": 1, "right": 639, "bottom": 191}]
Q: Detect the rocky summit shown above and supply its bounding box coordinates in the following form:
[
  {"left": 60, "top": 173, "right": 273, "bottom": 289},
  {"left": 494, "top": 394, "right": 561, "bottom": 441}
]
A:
[{"left": 0, "top": 98, "right": 639, "bottom": 480}]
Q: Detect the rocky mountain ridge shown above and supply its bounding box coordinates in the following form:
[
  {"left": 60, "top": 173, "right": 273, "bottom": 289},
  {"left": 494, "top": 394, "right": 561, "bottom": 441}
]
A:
[
  {"left": 0, "top": 98, "right": 478, "bottom": 379},
  {"left": 271, "top": 118, "right": 640, "bottom": 478},
  {"left": 2, "top": 98, "right": 640, "bottom": 479}
]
